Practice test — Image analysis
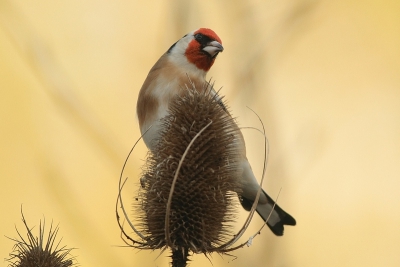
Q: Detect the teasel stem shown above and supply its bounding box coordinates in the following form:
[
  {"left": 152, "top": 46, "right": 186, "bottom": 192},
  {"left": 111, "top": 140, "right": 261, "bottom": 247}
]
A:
[{"left": 171, "top": 247, "right": 189, "bottom": 267}]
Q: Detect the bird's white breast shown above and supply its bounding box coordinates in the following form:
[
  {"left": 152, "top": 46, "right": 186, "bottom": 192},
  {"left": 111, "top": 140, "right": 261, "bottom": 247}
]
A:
[{"left": 141, "top": 75, "right": 179, "bottom": 151}]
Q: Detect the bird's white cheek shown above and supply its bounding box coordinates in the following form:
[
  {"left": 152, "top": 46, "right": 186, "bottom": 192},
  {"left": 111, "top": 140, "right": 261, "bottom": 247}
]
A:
[{"left": 168, "top": 53, "right": 207, "bottom": 78}]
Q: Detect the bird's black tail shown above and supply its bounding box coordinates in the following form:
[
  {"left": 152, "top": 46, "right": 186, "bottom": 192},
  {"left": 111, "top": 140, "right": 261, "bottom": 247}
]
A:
[{"left": 240, "top": 189, "right": 296, "bottom": 236}]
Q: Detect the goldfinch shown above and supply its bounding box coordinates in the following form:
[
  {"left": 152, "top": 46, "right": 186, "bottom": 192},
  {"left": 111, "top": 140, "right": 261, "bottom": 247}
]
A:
[{"left": 136, "top": 28, "right": 296, "bottom": 236}]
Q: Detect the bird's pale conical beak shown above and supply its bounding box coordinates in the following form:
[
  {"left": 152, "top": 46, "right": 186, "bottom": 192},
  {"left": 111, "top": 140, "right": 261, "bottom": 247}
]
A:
[{"left": 202, "top": 41, "right": 224, "bottom": 57}]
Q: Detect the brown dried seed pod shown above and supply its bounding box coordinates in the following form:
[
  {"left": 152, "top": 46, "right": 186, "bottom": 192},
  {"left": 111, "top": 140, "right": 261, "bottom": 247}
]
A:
[
  {"left": 6, "top": 210, "right": 75, "bottom": 267},
  {"left": 135, "top": 86, "right": 243, "bottom": 254}
]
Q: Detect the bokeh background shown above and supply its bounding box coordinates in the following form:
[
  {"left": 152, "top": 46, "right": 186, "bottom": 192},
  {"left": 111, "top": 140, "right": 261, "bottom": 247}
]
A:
[{"left": 1, "top": 0, "right": 400, "bottom": 266}]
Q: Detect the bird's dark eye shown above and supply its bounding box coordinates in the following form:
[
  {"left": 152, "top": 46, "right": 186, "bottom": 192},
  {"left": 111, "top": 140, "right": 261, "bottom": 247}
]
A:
[{"left": 194, "top": 33, "right": 203, "bottom": 41}]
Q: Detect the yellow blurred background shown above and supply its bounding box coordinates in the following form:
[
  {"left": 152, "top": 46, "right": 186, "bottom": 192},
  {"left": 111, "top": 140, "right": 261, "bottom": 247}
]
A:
[{"left": 1, "top": 0, "right": 399, "bottom": 266}]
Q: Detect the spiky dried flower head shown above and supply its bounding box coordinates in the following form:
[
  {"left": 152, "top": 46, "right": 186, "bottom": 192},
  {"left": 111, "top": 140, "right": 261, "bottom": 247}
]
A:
[
  {"left": 135, "top": 84, "right": 243, "bottom": 254},
  {"left": 6, "top": 209, "right": 75, "bottom": 267}
]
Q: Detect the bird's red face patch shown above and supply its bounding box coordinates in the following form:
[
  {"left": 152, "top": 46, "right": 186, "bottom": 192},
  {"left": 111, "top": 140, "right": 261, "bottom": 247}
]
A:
[{"left": 185, "top": 28, "right": 222, "bottom": 72}]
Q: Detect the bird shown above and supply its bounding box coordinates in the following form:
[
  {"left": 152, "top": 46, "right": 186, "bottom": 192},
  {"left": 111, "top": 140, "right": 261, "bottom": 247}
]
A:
[{"left": 136, "top": 28, "right": 296, "bottom": 236}]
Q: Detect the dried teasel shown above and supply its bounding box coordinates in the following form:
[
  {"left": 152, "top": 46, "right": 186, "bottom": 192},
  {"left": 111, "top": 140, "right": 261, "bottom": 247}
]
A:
[
  {"left": 6, "top": 208, "right": 75, "bottom": 267},
  {"left": 117, "top": 81, "right": 271, "bottom": 266},
  {"left": 138, "top": 85, "right": 243, "bottom": 252}
]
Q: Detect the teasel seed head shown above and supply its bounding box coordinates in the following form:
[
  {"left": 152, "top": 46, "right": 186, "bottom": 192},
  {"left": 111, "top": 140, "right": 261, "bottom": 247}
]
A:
[{"left": 135, "top": 84, "right": 243, "bottom": 256}]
